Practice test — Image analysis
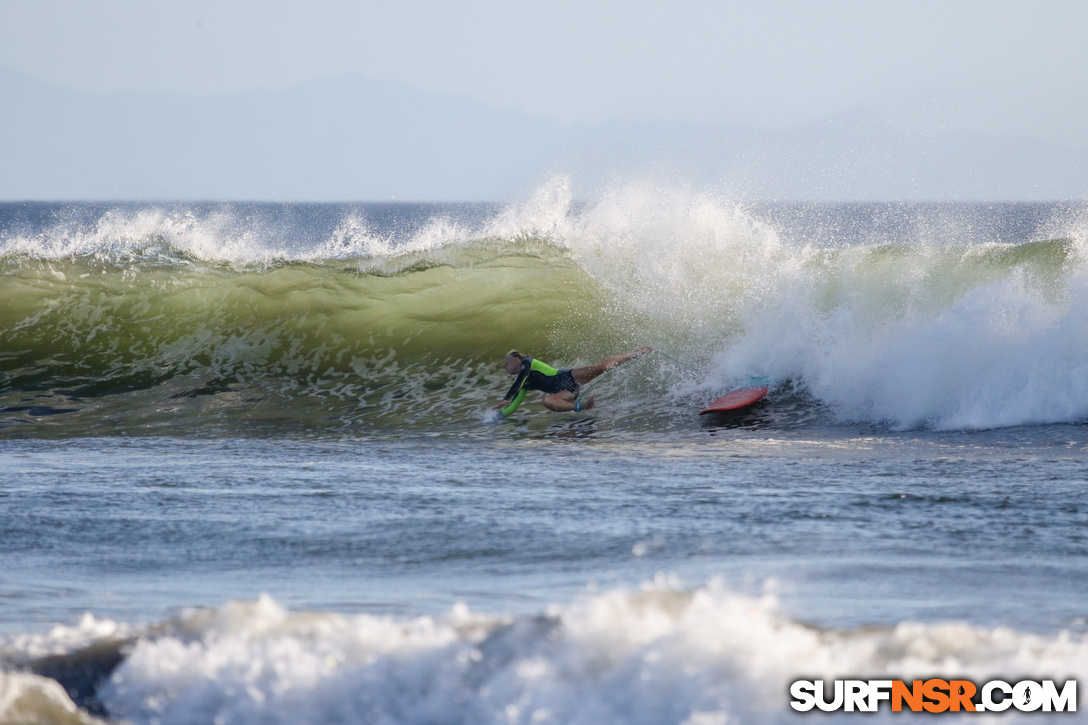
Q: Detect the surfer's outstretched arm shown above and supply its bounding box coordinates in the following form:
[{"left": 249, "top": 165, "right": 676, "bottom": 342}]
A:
[
  {"left": 496, "top": 388, "right": 526, "bottom": 416},
  {"left": 570, "top": 346, "right": 652, "bottom": 385}
]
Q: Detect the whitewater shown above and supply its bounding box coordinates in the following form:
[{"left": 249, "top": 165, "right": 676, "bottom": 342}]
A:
[{"left": 1, "top": 180, "right": 1087, "bottom": 723}]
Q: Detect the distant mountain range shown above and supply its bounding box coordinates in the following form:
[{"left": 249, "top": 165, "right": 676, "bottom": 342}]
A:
[{"left": 2, "top": 67, "right": 1086, "bottom": 202}]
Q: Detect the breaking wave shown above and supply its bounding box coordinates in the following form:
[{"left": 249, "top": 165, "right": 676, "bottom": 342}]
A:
[{"left": 2, "top": 181, "right": 1087, "bottom": 436}]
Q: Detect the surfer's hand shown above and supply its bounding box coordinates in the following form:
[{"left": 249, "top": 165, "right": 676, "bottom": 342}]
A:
[{"left": 494, "top": 400, "right": 509, "bottom": 410}]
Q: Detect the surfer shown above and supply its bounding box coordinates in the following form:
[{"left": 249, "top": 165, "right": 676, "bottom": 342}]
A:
[{"left": 495, "top": 347, "right": 652, "bottom": 416}]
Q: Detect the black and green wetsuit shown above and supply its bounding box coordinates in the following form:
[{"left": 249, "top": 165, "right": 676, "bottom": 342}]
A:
[{"left": 501, "top": 358, "right": 579, "bottom": 415}]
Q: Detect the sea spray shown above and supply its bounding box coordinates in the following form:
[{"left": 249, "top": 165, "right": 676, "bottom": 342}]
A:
[{"left": 713, "top": 236, "right": 1088, "bottom": 429}]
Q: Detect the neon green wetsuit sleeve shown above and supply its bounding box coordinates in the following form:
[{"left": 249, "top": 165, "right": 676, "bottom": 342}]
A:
[{"left": 500, "top": 389, "right": 526, "bottom": 417}]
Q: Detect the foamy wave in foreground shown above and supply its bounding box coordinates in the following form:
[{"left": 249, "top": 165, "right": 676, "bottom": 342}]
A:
[{"left": 3, "top": 581, "right": 1086, "bottom": 724}]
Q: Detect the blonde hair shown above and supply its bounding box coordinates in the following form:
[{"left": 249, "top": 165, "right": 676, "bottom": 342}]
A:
[{"left": 505, "top": 350, "right": 524, "bottom": 360}]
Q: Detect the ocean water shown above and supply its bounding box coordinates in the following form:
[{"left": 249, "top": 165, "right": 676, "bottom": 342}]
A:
[{"left": 1, "top": 180, "right": 1087, "bottom": 723}]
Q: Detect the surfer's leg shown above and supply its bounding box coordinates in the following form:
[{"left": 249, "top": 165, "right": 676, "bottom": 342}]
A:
[
  {"left": 541, "top": 391, "right": 578, "bottom": 412},
  {"left": 570, "top": 346, "right": 652, "bottom": 384},
  {"left": 542, "top": 392, "right": 595, "bottom": 412}
]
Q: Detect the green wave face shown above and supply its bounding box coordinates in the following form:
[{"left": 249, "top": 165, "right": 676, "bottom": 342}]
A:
[
  {"left": 0, "top": 241, "right": 642, "bottom": 436},
  {"left": 2, "top": 194, "right": 1087, "bottom": 437}
]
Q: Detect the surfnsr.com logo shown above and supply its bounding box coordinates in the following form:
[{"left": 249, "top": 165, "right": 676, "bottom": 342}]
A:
[{"left": 790, "top": 679, "right": 1077, "bottom": 713}]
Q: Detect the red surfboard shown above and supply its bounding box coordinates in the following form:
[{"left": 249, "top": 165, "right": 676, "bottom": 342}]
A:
[{"left": 698, "top": 386, "right": 769, "bottom": 414}]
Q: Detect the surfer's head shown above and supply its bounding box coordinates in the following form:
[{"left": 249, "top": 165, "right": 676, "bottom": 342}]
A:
[{"left": 504, "top": 350, "right": 524, "bottom": 374}]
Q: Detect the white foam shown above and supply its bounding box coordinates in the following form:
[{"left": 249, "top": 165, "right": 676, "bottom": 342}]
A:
[
  {"left": 2, "top": 612, "right": 133, "bottom": 661},
  {"left": 713, "top": 234, "right": 1088, "bottom": 429},
  {"left": 534, "top": 178, "right": 784, "bottom": 327},
  {"left": 42, "top": 585, "right": 1077, "bottom": 725},
  {"left": 481, "top": 409, "right": 505, "bottom": 425}
]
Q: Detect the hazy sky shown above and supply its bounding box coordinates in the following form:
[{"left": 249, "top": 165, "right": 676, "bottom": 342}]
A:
[{"left": 4, "top": 0, "right": 1088, "bottom": 151}]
